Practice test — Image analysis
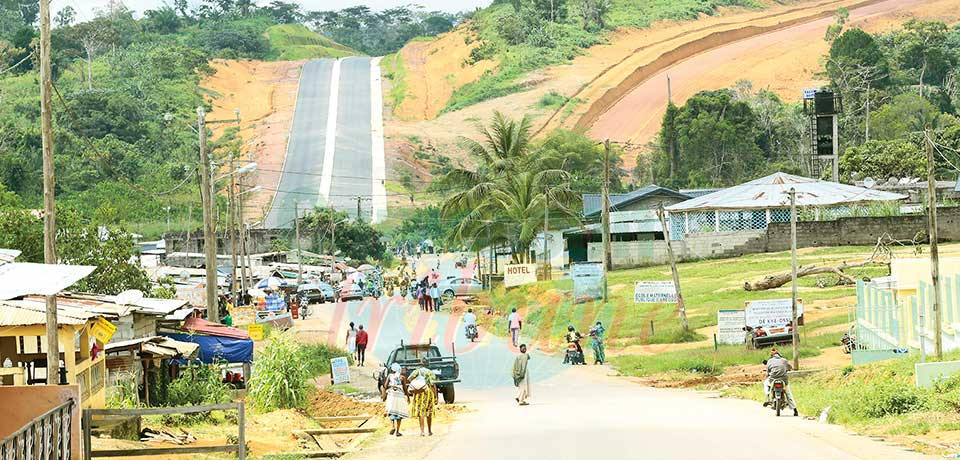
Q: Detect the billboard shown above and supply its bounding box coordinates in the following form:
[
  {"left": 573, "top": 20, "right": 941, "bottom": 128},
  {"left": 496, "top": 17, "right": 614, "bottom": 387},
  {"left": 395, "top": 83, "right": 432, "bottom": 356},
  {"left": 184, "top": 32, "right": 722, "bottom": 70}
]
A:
[
  {"left": 717, "top": 310, "right": 746, "bottom": 345},
  {"left": 634, "top": 281, "right": 677, "bottom": 303},
  {"left": 744, "top": 299, "right": 804, "bottom": 328},
  {"left": 504, "top": 264, "right": 538, "bottom": 288},
  {"left": 572, "top": 262, "right": 604, "bottom": 303}
]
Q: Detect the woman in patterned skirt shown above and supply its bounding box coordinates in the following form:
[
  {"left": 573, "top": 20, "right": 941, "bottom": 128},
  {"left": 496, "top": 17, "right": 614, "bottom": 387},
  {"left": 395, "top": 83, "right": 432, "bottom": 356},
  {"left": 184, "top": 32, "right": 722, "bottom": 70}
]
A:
[
  {"left": 407, "top": 357, "right": 437, "bottom": 436},
  {"left": 383, "top": 363, "right": 409, "bottom": 437}
]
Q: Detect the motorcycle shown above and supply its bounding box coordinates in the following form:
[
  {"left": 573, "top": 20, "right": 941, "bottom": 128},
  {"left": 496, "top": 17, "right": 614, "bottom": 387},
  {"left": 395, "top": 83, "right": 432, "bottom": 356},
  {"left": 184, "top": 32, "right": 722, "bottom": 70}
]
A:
[
  {"left": 563, "top": 337, "right": 586, "bottom": 365},
  {"left": 768, "top": 378, "right": 788, "bottom": 416},
  {"left": 465, "top": 323, "right": 478, "bottom": 342},
  {"left": 840, "top": 333, "right": 858, "bottom": 354},
  {"left": 455, "top": 255, "right": 469, "bottom": 268},
  {"left": 298, "top": 294, "right": 311, "bottom": 319}
]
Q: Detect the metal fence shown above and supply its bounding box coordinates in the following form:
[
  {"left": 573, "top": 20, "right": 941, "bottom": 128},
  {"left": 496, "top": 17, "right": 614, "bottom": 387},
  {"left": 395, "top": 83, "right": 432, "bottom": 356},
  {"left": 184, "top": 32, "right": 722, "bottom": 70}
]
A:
[
  {"left": 856, "top": 274, "right": 960, "bottom": 351},
  {"left": 0, "top": 399, "right": 75, "bottom": 460}
]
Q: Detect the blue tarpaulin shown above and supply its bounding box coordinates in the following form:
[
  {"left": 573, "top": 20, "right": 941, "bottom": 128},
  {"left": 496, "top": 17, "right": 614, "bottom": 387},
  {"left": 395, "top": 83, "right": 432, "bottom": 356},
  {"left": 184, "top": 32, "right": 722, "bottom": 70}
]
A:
[{"left": 163, "top": 333, "right": 253, "bottom": 364}]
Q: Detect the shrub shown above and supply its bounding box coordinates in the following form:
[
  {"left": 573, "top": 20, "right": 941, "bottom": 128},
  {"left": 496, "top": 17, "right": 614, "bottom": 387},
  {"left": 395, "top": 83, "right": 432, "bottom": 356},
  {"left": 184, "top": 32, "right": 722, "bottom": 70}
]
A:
[
  {"left": 165, "top": 361, "right": 232, "bottom": 407},
  {"left": 249, "top": 334, "right": 312, "bottom": 411}
]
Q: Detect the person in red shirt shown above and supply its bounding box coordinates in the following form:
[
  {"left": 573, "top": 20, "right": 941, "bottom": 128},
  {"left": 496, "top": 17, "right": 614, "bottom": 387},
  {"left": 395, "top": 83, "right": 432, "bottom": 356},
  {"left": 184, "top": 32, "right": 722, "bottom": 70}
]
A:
[{"left": 356, "top": 325, "right": 369, "bottom": 366}]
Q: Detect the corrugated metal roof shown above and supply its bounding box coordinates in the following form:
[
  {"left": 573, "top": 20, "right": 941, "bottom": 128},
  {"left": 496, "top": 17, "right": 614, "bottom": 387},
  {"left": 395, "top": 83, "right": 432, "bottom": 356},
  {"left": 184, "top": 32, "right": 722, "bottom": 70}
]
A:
[
  {"left": 105, "top": 336, "right": 200, "bottom": 359},
  {"left": 680, "top": 188, "right": 724, "bottom": 198},
  {"left": 0, "top": 300, "right": 94, "bottom": 327},
  {"left": 564, "top": 220, "right": 663, "bottom": 236},
  {"left": 0, "top": 262, "right": 97, "bottom": 300},
  {"left": 666, "top": 172, "right": 908, "bottom": 212},
  {"left": 582, "top": 185, "right": 690, "bottom": 217},
  {"left": 24, "top": 295, "right": 130, "bottom": 318}
]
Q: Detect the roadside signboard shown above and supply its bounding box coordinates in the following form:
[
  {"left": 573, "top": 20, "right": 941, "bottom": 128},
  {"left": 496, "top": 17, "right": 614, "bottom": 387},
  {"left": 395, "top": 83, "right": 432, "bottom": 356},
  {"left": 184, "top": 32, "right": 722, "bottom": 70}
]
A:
[
  {"left": 634, "top": 281, "right": 677, "bottom": 303},
  {"left": 802, "top": 88, "right": 817, "bottom": 99},
  {"left": 717, "top": 310, "right": 746, "bottom": 345},
  {"left": 330, "top": 356, "right": 351, "bottom": 384},
  {"left": 504, "top": 264, "right": 538, "bottom": 288},
  {"left": 572, "top": 262, "right": 604, "bottom": 303},
  {"left": 744, "top": 298, "right": 804, "bottom": 328},
  {"left": 90, "top": 317, "right": 117, "bottom": 344},
  {"left": 248, "top": 324, "right": 265, "bottom": 341}
]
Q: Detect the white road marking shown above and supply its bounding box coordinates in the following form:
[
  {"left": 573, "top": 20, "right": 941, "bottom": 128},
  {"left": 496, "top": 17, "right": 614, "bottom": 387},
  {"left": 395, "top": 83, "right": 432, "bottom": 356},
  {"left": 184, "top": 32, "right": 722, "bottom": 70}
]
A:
[
  {"left": 370, "top": 57, "right": 388, "bottom": 223},
  {"left": 318, "top": 58, "right": 341, "bottom": 206}
]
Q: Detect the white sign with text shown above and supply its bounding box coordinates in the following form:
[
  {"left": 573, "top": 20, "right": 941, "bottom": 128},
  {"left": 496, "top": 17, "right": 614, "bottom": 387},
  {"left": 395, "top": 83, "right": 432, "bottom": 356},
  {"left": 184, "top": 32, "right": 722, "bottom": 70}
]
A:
[
  {"left": 634, "top": 281, "right": 678, "bottom": 303},
  {"left": 330, "top": 356, "right": 351, "bottom": 384},
  {"left": 504, "top": 264, "right": 538, "bottom": 288},
  {"left": 744, "top": 299, "right": 804, "bottom": 328},
  {"left": 717, "top": 310, "right": 746, "bottom": 345}
]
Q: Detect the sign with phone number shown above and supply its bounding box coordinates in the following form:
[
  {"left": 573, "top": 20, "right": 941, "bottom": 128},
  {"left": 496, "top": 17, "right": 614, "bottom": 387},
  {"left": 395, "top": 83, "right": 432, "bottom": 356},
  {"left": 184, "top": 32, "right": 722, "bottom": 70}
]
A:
[{"left": 744, "top": 299, "right": 803, "bottom": 328}]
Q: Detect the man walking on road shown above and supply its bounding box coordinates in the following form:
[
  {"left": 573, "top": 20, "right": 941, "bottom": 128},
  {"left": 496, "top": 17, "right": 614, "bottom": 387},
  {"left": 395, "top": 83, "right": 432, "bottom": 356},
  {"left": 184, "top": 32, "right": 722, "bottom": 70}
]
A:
[
  {"left": 356, "top": 325, "right": 369, "bottom": 367},
  {"left": 508, "top": 308, "right": 522, "bottom": 347},
  {"left": 513, "top": 344, "right": 531, "bottom": 406}
]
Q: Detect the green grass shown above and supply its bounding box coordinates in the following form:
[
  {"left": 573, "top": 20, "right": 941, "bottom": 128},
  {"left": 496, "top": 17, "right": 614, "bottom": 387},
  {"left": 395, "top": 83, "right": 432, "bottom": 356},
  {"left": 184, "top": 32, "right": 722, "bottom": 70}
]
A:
[
  {"left": 381, "top": 53, "right": 410, "bottom": 108},
  {"left": 536, "top": 90, "right": 569, "bottom": 109},
  {"left": 265, "top": 24, "right": 361, "bottom": 60},
  {"left": 442, "top": 0, "right": 766, "bottom": 113}
]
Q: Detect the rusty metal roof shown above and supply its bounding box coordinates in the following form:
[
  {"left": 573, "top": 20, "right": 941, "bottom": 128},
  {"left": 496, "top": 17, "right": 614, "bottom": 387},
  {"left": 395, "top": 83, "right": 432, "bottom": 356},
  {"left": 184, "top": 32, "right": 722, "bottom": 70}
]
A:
[{"left": 0, "top": 300, "right": 94, "bottom": 327}]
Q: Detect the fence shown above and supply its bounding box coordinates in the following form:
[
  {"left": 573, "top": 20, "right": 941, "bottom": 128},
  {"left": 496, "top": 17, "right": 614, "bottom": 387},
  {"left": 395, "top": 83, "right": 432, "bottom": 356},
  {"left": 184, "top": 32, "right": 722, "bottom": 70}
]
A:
[
  {"left": 856, "top": 274, "right": 960, "bottom": 352},
  {"left": 83, "top": 402, "right": 245, "bottom": 460},
  {"left": 1, "top": 398, "right": 75, "bottom": 460}
]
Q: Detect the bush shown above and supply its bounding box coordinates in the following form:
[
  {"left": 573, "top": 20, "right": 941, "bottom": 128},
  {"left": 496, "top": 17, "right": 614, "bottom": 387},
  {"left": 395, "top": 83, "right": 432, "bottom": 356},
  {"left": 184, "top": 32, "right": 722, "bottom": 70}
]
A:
[
  {"left": 165, "top": 361, "right": 232, "bottom": 407},
  {"left": 249, "top": 334, "right": 312, "bottom": 411}
]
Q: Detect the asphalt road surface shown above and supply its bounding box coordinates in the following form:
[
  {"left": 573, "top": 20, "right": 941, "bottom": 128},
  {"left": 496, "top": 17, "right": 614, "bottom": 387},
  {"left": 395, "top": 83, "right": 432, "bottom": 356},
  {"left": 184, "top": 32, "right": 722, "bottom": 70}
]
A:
[
  {"left": 265, "top": 59, "right": 333, "bottom": 228},
  {"left": 266, "top": 57, "right": 386, "bottom": 228}
]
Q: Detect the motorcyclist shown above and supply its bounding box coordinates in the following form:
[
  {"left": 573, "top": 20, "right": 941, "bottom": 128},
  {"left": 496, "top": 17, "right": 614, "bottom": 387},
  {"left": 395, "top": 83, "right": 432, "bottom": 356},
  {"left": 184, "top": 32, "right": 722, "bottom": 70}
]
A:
[
  {"left": 763, "top": 348, "right": 798, "bottom": 416},
  {"left": 565, "top": 325, "right": 584, "bottom": 356},
  {"left": 463, "top": 309, "right": 478, "bottom": 340}
]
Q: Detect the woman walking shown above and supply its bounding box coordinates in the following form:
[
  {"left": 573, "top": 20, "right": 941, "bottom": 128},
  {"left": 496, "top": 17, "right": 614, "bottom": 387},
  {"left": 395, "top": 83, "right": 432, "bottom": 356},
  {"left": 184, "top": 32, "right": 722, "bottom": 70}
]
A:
[
  {"left": 384, "top": 363, "right": 409, "bottom": 436},
  {"left": 407, "top": 357, "right": 437, "bottom": 436},
  {"left": 345, "top": 322, "right": 357, "bottom": 360}
]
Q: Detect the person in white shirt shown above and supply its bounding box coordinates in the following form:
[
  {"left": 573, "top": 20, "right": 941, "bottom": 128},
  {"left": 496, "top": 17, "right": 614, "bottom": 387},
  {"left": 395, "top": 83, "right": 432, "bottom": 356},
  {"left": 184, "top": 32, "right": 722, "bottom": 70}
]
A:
[
  {"left": 507, "top": 308, "right": 522, "bottom": 347},
  {"left": 463, "top": 309, "right": 477, "bottom": 326}
]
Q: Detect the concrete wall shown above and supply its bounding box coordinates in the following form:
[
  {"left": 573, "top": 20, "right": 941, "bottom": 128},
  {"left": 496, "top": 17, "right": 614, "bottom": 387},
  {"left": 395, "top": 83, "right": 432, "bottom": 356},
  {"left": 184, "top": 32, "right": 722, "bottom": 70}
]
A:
[
  {"left": 0, "top": 385, "right": 81, "bottom": 458},
  {"left": 585, "top": 230, "right": 765, "bottom": 269},
  {"left": 165, "top": 228, "right": 311, "bottom": 256}
]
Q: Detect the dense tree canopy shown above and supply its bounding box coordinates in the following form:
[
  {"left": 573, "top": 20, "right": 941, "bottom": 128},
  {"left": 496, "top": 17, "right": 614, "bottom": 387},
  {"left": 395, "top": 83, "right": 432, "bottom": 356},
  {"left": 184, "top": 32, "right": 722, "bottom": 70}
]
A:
[{"left": 308, "top": 6, "right": 457, "bottom": 56}]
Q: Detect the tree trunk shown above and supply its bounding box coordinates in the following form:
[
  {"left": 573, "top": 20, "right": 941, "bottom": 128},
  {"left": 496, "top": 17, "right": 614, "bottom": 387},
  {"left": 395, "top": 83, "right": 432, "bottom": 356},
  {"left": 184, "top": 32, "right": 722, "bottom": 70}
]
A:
[{"left": 743, "top": 259, "right": 885, "bottom": 291}]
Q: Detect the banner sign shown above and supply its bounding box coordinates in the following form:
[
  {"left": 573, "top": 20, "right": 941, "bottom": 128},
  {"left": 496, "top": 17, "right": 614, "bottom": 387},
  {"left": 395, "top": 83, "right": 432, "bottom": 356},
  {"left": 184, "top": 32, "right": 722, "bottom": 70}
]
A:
[
  {"left": 744, "top": 299, "right": 804, "bottom": 328},
  {"left": 634, "top": 281, "right": 677, "bottom": 303},
  {"left": 247, "top": 324, "right": 264, "bottom": 341},
  {"left": 504, "top": 264, "right": 538, "bottom": 288},
  {"left": 330, "top": 356, "right": 351, "bottom": 384},
  {"left": 572, "top": 262, "right": 604, "bottom": 303},
  {"left": 717, "top": 310, "right": 746, "bottom": 345}
]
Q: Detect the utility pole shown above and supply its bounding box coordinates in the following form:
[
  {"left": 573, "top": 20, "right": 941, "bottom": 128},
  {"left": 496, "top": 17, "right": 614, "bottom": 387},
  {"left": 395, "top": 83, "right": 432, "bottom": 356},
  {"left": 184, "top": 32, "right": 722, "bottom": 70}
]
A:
[
  {"left": 197, "top": 106, "right": 219, "bottom": 322},
  {"left": 237, "top": 177, "right": 247, "bottom": 297},
  {"left": 229, "top": 156, "right": 238, "bottom": 305},
  {"left": 789, "top": 188, "right": 800, "bottom": 369},
  {"left": 926, "top": 128, "right": 943, "bottom": 359},
  {"left": 185, "top": 202, "right": 193, "bottom": 252},
  {"left": 657, "top": 203, "right": 688, "bottom": 332},
  {"left": 165, "top": 206, "right": 171, "bottom": 233},
  {"left": 601, "top": 140, "right": 612, "bottom": 300},
  {"left": 667, "top": 75, "right": 671, "bottom": 103},
  {"left": 329, "top": 209, "right": 337, "bottom": 276},
  {"left": 40, "top": 0, "right": 59, "bottom": 385},
  {"left": 356, "top": 196, "right": 362, "bottom": 220},
  {"left": 543, "top": 185, "right": 551, "bottom": 281},
  {"left": 295, "top": 202, "right": 303, "bottom": 285}
]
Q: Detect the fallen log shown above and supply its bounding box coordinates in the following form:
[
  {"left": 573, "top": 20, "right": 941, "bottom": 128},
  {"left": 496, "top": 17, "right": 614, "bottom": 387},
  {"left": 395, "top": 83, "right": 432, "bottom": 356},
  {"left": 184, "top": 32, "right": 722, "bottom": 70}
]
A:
[{"left": 743, "top": 259, "right": 882, "bottom": 291}]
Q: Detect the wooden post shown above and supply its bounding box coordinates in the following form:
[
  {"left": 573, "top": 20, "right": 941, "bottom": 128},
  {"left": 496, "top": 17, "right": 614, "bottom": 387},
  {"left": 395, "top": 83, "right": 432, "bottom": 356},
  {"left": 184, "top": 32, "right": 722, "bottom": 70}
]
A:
[
  {"left": 237, "top": 402, "right": 246, "bottom": 460},
  {"left": 197, "top": 106, "right": 219, "bottom": 322},
  {"left": 657, "top": 203, "right": 688, "bottom": 332},
  {"left": 39, "top": 0, "right": 60, "bottom": 385},
  {"left": 790, "top": 188, "right": 800, "bottom": 369},
  {"left": 295, "top": 203, "right": 303, "bottom": 285},
  {"left": 926, "top": 128, "right": 943, "bottom": 359},
  {"left": 229, "top": 156, "right": 238, "bottom": 304},
  {"left": 83, "top": 408, "right": 92, "bottom": 460},
  {"left": 543, "top": 185, "right": 550, "bottom": 281},
  {"left": 602, "top": 140, "right": 612, "bottom": 300}
]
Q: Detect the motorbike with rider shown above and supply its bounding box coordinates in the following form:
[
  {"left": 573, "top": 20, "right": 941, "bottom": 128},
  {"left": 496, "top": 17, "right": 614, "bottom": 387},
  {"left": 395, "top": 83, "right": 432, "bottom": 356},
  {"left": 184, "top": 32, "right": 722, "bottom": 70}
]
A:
[
  {"left": 563, "top": 325, "right": 586, "bottom": 365},
  {"left": 463, "top": 308, "right": 478, "bottom": 342},
  {"left": 763, "top": 348, "right": 798, "bottom": 417}
]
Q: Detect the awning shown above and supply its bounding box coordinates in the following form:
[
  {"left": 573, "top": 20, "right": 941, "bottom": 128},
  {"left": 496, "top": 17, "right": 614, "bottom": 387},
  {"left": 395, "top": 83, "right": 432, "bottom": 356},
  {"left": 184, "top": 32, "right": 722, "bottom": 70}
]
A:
[
  {"left": 181, "top": 317, "right": 250, "bottom": 340},
  {"left": 164, "top": 333, "right": 253, "bottom": 364},
  {"left": 105, "top": 336, "right": 200, "bottom": 359}
]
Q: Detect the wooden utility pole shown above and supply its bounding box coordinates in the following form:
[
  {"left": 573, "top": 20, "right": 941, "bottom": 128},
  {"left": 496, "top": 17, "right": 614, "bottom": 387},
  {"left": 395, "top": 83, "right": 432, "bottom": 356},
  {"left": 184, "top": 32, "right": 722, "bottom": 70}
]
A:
[
  {"left": 40, "top": 0, "right": 59, "bottom": 385},
  {"left": 197, "top": 106, "right": 219, "bottom": 322},
  {"left": 543, "top": 185, "right": 551, "bottom": 281},
  {"left": 237, "top": 177, "right": 248, "bottom": 296},
  {"left": 789, "top": 188, "right": 800, "bottom": 369},
  {"left": 926, "top": 128, "right": 943, "bottom": 359},
  {"left": 601, "top": 140, "right": 612, "bottom": 300},
  {"left": 185, "top": 202, "right": 193, "bottom": 252},
  {"left": 295, "top": 203, "right": 303, "bottom": 285},
  {"left": 329, "top": 209, "right": 337, "bottom": 276},
  {"left": 657, "top": 204, "right": 688, "bottom": 332},
  {"left": 356, "top": 196, "right": 362, "bottom": 220}
]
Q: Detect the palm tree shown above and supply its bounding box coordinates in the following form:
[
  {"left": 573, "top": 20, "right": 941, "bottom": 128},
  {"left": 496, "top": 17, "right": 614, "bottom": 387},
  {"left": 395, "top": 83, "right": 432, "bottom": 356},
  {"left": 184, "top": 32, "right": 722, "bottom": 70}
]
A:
[{"left": 441, "top": 112, "right": 580, "bottom": 262}]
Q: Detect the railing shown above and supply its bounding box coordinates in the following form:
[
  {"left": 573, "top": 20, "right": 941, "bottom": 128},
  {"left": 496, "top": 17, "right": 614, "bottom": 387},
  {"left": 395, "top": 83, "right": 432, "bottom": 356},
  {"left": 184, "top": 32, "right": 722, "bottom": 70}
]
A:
[
  {"left": 77, "top": 357, "right": 105, "bottom": 402},
  {"left": 0, "top": 399, "right": 75, "bottom": 460},
  {"left": 83, "top": 403, "right": 245, "bottom": 460}
]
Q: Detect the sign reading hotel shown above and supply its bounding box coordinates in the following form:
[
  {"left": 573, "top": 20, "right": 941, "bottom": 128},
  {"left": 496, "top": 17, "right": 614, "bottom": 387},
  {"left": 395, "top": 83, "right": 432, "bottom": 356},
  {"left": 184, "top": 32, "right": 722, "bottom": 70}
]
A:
[
  {"left": 504, "top": 264, "right": 538, "bottom": 288},
  {"left": 744, "top": 298, "right": 804, "bottom": 328},
  {"left": 634, "top": 281, "right": 678, "bottom": 303}
]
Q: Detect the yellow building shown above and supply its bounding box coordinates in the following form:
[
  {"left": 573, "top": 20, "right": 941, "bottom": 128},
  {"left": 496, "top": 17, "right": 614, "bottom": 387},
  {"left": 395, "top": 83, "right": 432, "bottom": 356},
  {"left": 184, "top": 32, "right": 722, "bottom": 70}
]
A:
[{"left": 0, "top": 300, "right": 108, "bottom": 409}]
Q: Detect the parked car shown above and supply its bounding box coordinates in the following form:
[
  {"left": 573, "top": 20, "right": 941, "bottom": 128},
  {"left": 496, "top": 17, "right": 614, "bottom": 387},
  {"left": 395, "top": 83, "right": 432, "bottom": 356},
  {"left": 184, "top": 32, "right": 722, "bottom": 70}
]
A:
[
  {"left": 438, "top": 277, "right": 484, "bottom": 303},
  {"left": 375, "top": 341, "right": 460, "bottom": 403},
  {"left": 298, "top": 282, "right": 336, "bottom": 304},
  {"left": 339, "top": 283, "right": 363, "bottom": 301}
]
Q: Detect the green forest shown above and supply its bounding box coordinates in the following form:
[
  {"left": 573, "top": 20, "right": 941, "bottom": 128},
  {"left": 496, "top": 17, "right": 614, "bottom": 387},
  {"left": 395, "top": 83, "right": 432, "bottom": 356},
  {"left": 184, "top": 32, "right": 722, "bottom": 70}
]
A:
[{"left": 648, "top": 17, "right": 960, "bottom": 189}]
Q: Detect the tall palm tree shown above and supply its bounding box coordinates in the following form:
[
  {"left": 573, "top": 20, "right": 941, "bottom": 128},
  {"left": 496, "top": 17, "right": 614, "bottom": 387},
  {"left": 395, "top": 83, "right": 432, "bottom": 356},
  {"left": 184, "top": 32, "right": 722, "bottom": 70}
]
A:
[{"left": 441, "top": 112, "right": 580, "bottom": 262}]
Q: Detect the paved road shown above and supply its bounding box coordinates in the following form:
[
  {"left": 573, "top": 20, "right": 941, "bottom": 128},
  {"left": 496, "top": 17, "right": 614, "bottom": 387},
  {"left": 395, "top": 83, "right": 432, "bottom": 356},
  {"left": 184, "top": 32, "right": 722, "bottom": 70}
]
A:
[
  {"left": 588, "top": 0, "right": 924, "bottom": 145},
  {"left": 265, "top": 59, "right": 333, "bottom": 228},
  {"left": 266, "top": 57, "right": 387, "bottom": 227}
]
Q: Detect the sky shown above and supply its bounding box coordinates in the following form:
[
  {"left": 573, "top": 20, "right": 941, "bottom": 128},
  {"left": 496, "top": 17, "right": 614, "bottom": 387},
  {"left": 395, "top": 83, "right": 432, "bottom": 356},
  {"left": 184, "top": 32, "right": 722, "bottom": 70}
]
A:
[{"left": 53, "top": 0, "right": 494, "bottom": 20}]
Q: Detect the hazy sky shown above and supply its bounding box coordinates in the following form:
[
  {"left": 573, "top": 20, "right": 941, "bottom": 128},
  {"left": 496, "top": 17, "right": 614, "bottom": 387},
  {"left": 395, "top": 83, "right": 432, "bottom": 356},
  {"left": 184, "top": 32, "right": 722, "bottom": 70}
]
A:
[{"left": 53, "top": 0, "right": 493, "bottom": 20}]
